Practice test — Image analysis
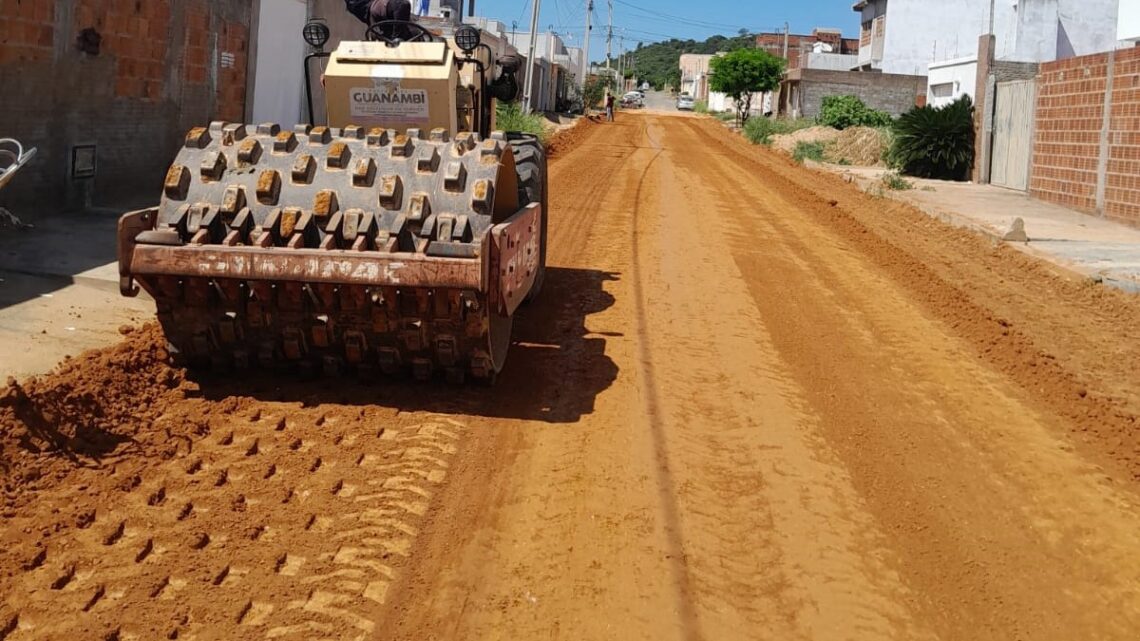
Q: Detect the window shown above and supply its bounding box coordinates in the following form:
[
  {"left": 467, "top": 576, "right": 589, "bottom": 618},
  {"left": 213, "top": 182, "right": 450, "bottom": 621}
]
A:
[{"left": 930, "top": 82, "right": 955, "bottom": 99}]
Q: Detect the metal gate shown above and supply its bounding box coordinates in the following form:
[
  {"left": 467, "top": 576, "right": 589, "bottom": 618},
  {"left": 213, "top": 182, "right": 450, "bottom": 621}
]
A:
[{"left": 991, "top": 79, "right": 1037, "bottom": 191}]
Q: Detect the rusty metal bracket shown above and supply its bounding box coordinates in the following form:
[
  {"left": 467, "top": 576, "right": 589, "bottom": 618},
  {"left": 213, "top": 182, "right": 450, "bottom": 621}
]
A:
[
  {"left": 490, "top": 202, "right": 541, "bottom": 316},
  {"left": 117, "top": 207, "right": 159, "bottom": 297}
]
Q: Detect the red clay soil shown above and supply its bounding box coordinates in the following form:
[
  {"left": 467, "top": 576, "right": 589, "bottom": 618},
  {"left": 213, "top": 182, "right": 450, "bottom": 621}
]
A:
[
  {"left": 546, "top": 115, "right": 596, "bottom": 158},
  {"left": 2, "top": 112, "right": 1140, "bottom": 641},
  {"left": 0, "top": 325, "right": 189, "bottom": 514}
]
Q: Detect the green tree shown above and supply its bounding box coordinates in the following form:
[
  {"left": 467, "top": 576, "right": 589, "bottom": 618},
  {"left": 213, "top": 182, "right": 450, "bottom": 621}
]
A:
[
  {"left": 583, "top": 76, "right": 615, "bottom": 113},
  {"left": 708, "top": 48, "right": 784, "bottom": 124}
]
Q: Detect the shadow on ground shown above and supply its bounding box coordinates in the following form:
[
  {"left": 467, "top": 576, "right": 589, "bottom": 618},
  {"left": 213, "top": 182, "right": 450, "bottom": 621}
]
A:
[
  {"left": 190, "top": 267, "right": 621, "bottom": 424},
  {"left": 0, "top": 211, "right": 129, "bottom": 312}
]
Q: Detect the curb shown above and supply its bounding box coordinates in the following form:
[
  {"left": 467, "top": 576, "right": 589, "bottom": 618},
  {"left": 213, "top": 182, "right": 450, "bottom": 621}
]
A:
[{"left": 831, "top": 168, "right": 1140, "bottom": 295}]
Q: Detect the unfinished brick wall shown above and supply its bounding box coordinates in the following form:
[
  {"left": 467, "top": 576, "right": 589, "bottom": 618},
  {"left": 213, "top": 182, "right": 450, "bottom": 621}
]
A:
[
  {"left": 1030, "top": 53, "right": 1108, "bottom": 212},
  {"left": 780, "top": 68, "right": 926, "bottom": 119},
  {"left": 0, "top": 0, "right": 252, "bottom": 215},
  {"left": 215, "top": 19, "right": 249, "bottom": 123},
  {"left": 1031, "top": 47, "right": 1140, "bottom": 227},
  {"left": 0, "top": 0, "right": 55, "bottom": 64},
  {"left": 72, "top": 0, "right": 171, "bottom": 101},
  {"left": 1105, "top": 47, "right": 1140, "bottom": 226}
]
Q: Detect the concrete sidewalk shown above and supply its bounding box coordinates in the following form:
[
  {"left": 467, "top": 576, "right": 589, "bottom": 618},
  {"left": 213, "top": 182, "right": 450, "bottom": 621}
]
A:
[{"left": 826, "top": 165, "right": 1140, "bottom": 293}]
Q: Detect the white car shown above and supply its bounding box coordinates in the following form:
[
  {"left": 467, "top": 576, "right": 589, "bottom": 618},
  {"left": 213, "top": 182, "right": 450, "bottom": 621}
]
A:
[
  {"left": 622, "top": 92, "right": 644, "bottom": 108},
  {"left": 676, "top": 95, "right": 695, "bottom": 111}
]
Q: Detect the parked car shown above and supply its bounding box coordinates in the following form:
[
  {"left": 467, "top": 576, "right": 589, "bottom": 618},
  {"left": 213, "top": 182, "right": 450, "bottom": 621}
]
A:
[
  {"left": 676, "top": 95, "right": 695, "bottom": 111},
  {"left": 621, "top": 92, "right": 644, "bottom": 108}
]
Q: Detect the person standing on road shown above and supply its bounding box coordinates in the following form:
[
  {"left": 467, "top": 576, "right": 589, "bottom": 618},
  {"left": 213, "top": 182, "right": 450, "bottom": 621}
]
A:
[{"left": 605, "top": 90, "right": 615, "bottom": 122}]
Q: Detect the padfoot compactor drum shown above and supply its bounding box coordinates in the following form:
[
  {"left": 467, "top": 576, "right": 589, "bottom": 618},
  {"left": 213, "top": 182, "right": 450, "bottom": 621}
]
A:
[{"left": 117, "top": 21, "right": 546, "bottom": 383}]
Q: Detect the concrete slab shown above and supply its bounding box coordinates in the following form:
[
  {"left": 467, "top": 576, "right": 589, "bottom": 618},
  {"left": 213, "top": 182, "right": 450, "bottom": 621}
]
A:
[
  {"left": 825, "top": 165, "right": 1140, "bottom": 292},
  {"left": 0, "top": 213, "right": 124, "bottom": 289},
  {"left": 0, "top": 271, "right": 152, "bottom": 379},
  {"left": 0, "top": 210, "right": 154, "bottom": 378}
]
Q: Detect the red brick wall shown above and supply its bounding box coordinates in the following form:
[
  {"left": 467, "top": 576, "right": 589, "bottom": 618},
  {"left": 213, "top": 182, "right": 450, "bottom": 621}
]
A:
[
  {"left": 180, "top": 2, "right": 249, "bottom": 122},
  {"left": 182, "top": 3, "right": 210, "bottom": 86},
  {"left": 0, "top": 0, "right": 252, "bottom": 214},
  {"left": 756, "top": 31, "right": 860, "bottom": 70},
  {"left": 1031, "top": 47, "right": 1140, "bottom": 227},
  {"left": 216, "top": 20, "right": 249, "bottom": 122},
  {"left": 757, "top": 32, "right": 804, "bottom": 70},
  {"left": 0, "top": 0, "right": 56, "bottom": 64},
  {"left": 1105, "top": 47, "right": 1140, "bottom": 226},
  {"left": 73, "top": 0, "right": 171, "bottom": 100},
  {"left": 1030, "top": 53, "right": 1108, "bottom": 212}
]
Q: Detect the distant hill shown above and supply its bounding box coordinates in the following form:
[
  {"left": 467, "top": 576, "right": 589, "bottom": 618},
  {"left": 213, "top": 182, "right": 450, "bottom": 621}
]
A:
[{"left": 611, "top": 33, "right": 757, "bottom": 90}]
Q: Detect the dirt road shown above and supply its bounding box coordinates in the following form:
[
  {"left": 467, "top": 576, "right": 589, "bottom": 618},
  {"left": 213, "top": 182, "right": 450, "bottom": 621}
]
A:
[{"left": 3, "top": 112, "right": 1140, "bottom": 641}]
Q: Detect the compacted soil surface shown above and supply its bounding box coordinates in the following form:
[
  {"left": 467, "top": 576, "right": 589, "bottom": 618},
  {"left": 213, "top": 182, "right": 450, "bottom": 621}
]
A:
[{"left": 2, "top": 113, "right": 1140, "bottom": 641}]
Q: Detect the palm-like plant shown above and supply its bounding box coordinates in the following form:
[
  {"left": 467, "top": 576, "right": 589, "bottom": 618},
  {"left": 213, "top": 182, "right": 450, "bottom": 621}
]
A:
[{"left": 887, "top": 95, "right": 975, "bottom": 181}]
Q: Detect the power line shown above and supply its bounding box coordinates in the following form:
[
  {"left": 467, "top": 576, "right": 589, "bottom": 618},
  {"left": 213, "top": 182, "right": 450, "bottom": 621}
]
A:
[{"left": 611, "top": 0, "right": 748, "bottom": 32}]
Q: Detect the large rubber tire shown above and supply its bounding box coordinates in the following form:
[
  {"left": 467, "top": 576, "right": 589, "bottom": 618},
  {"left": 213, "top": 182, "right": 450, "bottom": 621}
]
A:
[{"left": 508, "top": 134, "right": 548, "bottom": 300}]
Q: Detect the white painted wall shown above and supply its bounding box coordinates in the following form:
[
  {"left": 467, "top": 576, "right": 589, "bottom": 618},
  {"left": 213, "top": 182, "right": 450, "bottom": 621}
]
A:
[
  {"left": 867, "top": 0, "right": 1119, "bottom": 76},
  {"left": 250, "top": 0, "right": 309, "bottom": 128},
  {"left": 562, "top": 47, "right": 584, "bottom": 85},
  {"left": 803, "top": 52, "right": 859, "bottom": 71},
  {"left": 709, "top": 91, "right": 771, "bottom": 114},
  {"left": 877, "top": 0, "right": 994, "bottom": 75},
  {"left": 926, "top": 56, "right": 978, "bottom": 107},
  {"left": 1121, "top": 0, "right": 1140, "bottom": 41},
  {"left": 1055, "top": 0, "right": 1122, "bottom": 56}
]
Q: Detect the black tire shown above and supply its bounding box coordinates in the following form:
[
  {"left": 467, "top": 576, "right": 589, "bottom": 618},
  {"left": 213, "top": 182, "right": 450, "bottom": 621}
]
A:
[{"left": 507, "top": 134, "right": 548, "bottom": 300}]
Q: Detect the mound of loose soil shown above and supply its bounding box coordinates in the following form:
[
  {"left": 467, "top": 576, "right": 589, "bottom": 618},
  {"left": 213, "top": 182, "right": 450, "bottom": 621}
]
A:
[
  {"left": 770, "top": 126, "right": 841, "bottom": 153},
  {"left": 546, "top": 115, "right": 596, "bottom": 159},
  {"left": 0, "top": 324, "right": 194, "bottom": 512},
  {"left": 824, "top": 126, "right": 890, "bottom": 166}
]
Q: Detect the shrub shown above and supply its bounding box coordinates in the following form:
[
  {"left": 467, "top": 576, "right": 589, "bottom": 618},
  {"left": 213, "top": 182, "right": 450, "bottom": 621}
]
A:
[
  {"left": 793, "top": 141, "right": 826, "bottom": 163},
  {"left": 818, "top": 95, "right": 893, "bottom": 130},
  {"left": 583, "top": 76, "right": 614, "bottom": 111},
  {"left": 694, "top": 100, "right": 709, "bottom": 114},
  {"left": 887, "top": 95, "right": 974, "bottom": 180},
  {"left": 881, "top": 172, "right": 914, "bottom": 190},
  {"left": 495, "top": 101, "right": 549, "bottom": 143},
  {"left": 743, "top": 117, "right": 814, "bottom": 145}
]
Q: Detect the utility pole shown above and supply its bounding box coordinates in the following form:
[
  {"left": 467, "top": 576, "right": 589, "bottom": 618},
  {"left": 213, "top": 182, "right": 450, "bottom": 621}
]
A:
[
  {"left": 522, "top": 0, "right": 543, "bottom": 113},
  {"left": 606, "top": 0, "right": 613, "bottom": 71},
  {"left": 618, "top": 33, "right": 625, "bottom": 90},
  {"left": 582, "top": 1, "right": 592, "bottom": 88},
  {"left": 782, "top": 21, "right": 789, "bottom": 60}
]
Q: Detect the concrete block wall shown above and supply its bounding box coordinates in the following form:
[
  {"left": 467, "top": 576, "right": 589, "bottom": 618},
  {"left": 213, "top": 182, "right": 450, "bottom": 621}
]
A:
[
  {"left": 0, "top": 0, "right": 252, "bottom": 216},
  {"left": 1030, "top": 47, "right": 1140, "bottom": 227},
  {"left": 800, "top": 81, "right": 919, "bottom": 118},
  {"left": 785, "top": 69, "right": 926, "bottom": 119}
]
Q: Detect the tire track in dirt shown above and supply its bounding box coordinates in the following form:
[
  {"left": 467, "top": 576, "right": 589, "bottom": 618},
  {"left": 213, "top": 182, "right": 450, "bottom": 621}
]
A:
[
  {"left": 381, "top": 113, "right": 935, "bottom": 641},
  {"left": 625, "top": 119, "right": 931, "bottom": 641},
  {"left": 5, "top": 111, "right": 1140, "bottom": 641},
  {"left": 0, "top": 120, "right": 606, "bottom": 641},
  {"left": 681, "top": 118, "right": 1140, "bottom": 483},
  {"left": 672, "top": 116, "right": 1140, "bottom": 639},
  {"left": 1, "top": 389, "right": 466, "bottom": 640}
]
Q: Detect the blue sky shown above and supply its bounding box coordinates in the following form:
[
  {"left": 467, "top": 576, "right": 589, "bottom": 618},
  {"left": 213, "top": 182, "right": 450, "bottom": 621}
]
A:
[{"left": 473, "top": 0, "right": 859, "bottom": 59}]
